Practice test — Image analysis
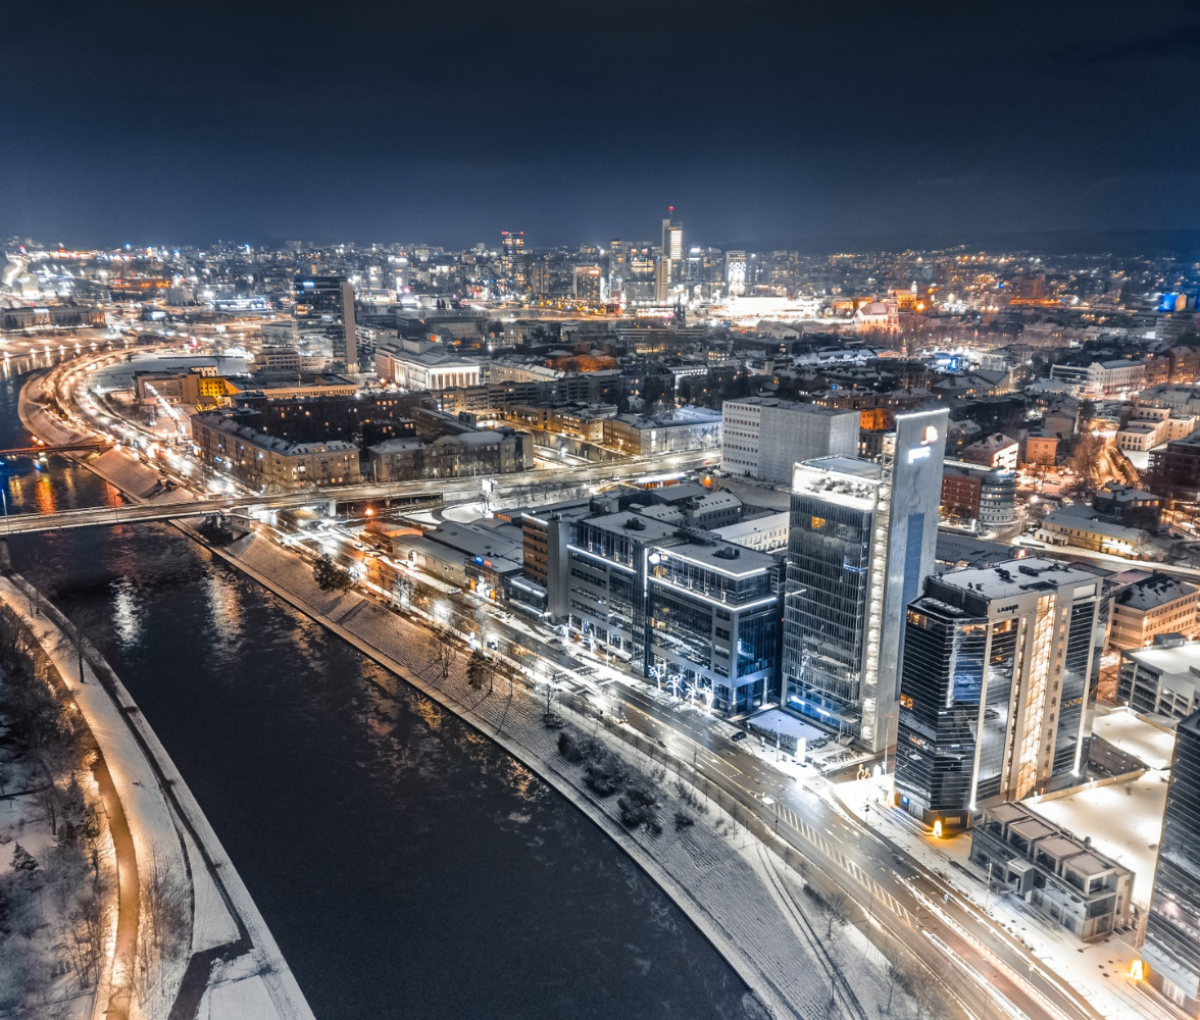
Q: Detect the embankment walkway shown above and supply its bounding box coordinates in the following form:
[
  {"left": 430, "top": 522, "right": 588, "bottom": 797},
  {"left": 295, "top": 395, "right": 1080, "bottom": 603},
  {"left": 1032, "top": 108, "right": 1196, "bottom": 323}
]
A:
[{"left": 0, "top": 573, "right": 315, "bottom": 1020}]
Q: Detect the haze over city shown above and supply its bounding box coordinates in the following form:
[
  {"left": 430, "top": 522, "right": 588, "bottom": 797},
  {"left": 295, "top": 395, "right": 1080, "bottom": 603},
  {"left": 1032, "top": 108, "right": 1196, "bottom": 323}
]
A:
[{"left": 4, "top": 1, "right": 1200, "bottom": 247}]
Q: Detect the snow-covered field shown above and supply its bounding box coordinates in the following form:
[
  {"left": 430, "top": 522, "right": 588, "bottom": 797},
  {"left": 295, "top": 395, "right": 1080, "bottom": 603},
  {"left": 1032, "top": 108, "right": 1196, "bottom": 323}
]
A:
[{"left": 1092, "top": 707, "right": 1177, "bottom": 771}]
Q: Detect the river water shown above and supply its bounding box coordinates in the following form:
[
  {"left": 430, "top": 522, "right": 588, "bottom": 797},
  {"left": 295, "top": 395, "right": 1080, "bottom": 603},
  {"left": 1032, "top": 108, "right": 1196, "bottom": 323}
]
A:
[{"left": 0, "top": 358, "right": 752, "bottom": 1020}]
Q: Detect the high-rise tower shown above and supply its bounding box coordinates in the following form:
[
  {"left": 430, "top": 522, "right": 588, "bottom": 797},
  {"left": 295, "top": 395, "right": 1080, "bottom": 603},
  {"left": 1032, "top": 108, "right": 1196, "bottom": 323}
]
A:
[
  {"left": 782, "top": 408, "right": 948, "bottom": 752},
  {"left": 1143, "top": 710, "right": 1200, "bottom": 1013},
  {"left": 894, "top": 557, "right": 1109, "bottom": 827}
]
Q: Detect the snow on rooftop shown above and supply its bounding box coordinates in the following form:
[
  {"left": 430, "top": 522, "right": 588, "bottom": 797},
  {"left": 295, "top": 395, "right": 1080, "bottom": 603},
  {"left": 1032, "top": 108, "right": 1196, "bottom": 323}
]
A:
[
  {"left": 1092, "top": 706, "right": 1177, "bottom": 770},
  {"left": 743, "top": 708, "right": 825, "bottom": 743},
  {"left": 1030, "top": 770, "right": 1170, "bottom": 907}
]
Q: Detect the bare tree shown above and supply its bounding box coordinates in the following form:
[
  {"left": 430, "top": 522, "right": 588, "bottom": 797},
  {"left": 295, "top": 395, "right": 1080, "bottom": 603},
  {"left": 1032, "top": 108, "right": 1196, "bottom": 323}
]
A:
[
  {"left": 136, "top": 863, "right": 189, "bottom": 1008},
  {"left": 431, "top": 637, "right": 460, "bottom": 686},
  {"left": 824, "top": 890, "right": 849, "bottom": 940}
]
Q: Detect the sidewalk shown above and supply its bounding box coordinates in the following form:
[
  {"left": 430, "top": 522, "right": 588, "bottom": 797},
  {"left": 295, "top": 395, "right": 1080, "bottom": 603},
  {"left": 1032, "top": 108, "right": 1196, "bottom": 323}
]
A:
[{"left": 0, "top": 574, "right": 315, "bottom": 1020}]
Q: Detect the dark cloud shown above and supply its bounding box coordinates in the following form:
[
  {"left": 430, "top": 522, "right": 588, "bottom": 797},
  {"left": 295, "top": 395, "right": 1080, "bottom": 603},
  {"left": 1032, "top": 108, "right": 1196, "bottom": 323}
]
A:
[{"left": 2, "top": 0, "right": 1199, "bottom": 247}]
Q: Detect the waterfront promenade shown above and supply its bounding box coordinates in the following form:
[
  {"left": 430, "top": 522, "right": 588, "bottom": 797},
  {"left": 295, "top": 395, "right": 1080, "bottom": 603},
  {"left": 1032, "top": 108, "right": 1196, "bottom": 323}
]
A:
[{"left": 0, "top": 572, "right": 316, "bottom": 1020}]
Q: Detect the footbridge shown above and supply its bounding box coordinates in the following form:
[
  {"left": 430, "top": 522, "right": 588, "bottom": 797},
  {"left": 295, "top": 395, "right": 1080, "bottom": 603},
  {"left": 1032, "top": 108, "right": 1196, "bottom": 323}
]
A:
[{"left": 0, "top": 449, "right": 715, "bottom": 536}]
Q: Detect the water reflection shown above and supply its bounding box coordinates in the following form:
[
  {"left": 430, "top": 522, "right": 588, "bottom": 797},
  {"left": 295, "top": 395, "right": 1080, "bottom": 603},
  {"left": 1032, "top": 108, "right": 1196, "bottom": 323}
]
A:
[{"left": 0, "top": 367, "right": 754, "bottom": 1020}]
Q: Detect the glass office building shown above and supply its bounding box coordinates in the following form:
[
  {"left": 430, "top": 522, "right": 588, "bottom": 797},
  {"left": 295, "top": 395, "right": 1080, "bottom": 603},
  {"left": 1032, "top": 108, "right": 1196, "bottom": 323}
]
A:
[
  {"left": 1143, "top": 711, "right": 1200, "bottom": 1013},
  {"left": 647, "top": 540, "right": 780, "bottom": 714},
  {"left": 564, "top": 509, "right": 781, "bottom": 714},
  {"left": 782, "top": 408, "right": 948, "bottom": 751},
  {"left": 895, "top": 558, "right": 1110, "bottom": 829},
  {"left": 894, "top": 598, "right": 991, "bottom": 826}
]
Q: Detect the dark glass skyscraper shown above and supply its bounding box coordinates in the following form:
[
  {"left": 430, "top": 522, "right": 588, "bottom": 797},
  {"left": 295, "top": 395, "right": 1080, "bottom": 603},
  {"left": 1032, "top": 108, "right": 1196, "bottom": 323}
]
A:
[
  {"left": 1143, "top": 711, "right": 1200, "bottom": 1013},
  {"left": 894, "top": 598, "right": 989, "bottom": 826},
  {"left": 782, "top": 408, "right": 948, "bottom": 752},
  {"left": 894, "top": 558, "right": 1109, "bottom": 829},
  {"left": 292, "top": 274, "right": 357, "bottom": 370}
]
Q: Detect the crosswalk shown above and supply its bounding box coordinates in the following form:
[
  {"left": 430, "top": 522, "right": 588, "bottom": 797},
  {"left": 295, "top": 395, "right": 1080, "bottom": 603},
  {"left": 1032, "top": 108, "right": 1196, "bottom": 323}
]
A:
[{"left": 775, "top": 806, "right": 915, "bottom": 922}]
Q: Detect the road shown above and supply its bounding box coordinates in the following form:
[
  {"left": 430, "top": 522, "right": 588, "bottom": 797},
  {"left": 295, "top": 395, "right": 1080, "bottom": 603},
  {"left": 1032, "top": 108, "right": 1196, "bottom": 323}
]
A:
[{"left": 30, "top": 346, "right": 1107, "bottom": 1020}]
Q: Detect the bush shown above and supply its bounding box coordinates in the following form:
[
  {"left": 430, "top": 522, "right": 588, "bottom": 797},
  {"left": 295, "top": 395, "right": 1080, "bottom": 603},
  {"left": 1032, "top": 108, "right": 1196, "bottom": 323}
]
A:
[
  {"left": 584, "top": 759, "right": 626, "bottom": 797},
  {"left": 618, "top": 795, "right": 662, "bottom": 835},
  {"left": 674, "top": 810, "right": 694, "bottom": 832}
]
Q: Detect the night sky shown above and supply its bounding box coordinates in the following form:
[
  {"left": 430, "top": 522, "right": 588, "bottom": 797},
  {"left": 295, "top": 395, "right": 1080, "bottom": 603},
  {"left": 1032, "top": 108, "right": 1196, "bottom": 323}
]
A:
[{"left": 2, "top": 1, "right": 1199, "bottom": 249}]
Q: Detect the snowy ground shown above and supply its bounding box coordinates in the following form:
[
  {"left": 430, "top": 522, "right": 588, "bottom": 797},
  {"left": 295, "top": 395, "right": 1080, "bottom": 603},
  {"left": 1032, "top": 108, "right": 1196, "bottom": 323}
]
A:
[
  {"left": 0, "top": 691, "right": 117, "bottom": 1020},
  {"left": 831, "top": 775, "right": 1185, "bottom": 1020},
  {"left": 1030, "top": 771, "right": 1169, "bottom": 907},
  {"left": 0, "top": 574, "right": 314, "bottom": 1020},
  {"left": 742, "top": 708, "right": 824, "bottom": 743},
  {"left": 1092, "top": 707, "right": 1177, "bottom": 770},
  {"left": 217, "top": 527, "right": 944, "bottom": 1020}
]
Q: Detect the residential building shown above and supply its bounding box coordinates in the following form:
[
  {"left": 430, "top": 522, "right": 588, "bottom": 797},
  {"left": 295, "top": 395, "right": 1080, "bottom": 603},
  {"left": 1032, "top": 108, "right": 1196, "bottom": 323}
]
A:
[
  {"left": 940, "top": 462, "right": 1017, "bottom": 529},
  {"left": 602, "top": 406, "right": 722, "bottom": 456},
  {"left": 961, "top": 433, "right": 1020, "bottom": 471},
  {"left": 1037, "top": 505, "right": 1151, "bottom": 558},
  {"left": 1021, "top": 432, "right": 1059, "bottom": 466},
  {"left": 1109, "top": 573, "right": 1199, "bottom": 649},
  {"left": 782, "top": 408, "right": 948, "bottom": 752},
  {"left": 1118, "top": 639, "right": 1200, "bottom": 719},
  {"left": 572, "top": 265, "right": 603, "bottom": 303},
  {"left": 1116, "top": 405, "right": 1198, "bottom": 455},
  {"left": 1150, "top": 429, "right": 1200, "bottom": 498},
  {"left": 894, "top": 558, "right": 1111, "bottom": 827},
  {"left": 1092, "top": 482, "right": 1162, "bottom": 528},
  {"left": 229, "top": 391, "right": 414, "bottom": 447},
  {"left": 970, "top": 803, "right": 1133, "bottom": 941},
  {"left": 721, "top": 397, "right": 859, "bottom": 484},
  {"left": 500, "top": 230, "right": 527, "bottom": 290},
  {"left": 1142, "top": 711, "right": 1200, "bottom": 1012},
  {"left": 1049, "top": 360, "right": 1147, "bottom": 397},
  {"left": 367, "top": 428, "right": 532, "bottom": 481},
  {"left": 191, "top": 410, "right": 361, "bottom": 492}
]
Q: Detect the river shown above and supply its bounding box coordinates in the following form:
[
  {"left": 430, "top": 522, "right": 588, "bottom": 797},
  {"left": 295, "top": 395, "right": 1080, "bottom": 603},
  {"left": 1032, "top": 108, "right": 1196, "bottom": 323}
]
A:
[{"left": 0, "top": 357, "right": 753, "bottom": 1020}]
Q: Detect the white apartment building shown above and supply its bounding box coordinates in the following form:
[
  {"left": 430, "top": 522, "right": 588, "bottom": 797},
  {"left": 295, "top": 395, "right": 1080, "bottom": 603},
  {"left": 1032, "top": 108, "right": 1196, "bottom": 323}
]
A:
[
  {"left": 1116, "top": 404, "right": 1198, "bottom": 453},
  {"left": 721, "top": 397, "right": 859, "bottom": 484},
  {"left": 1049, "top": 360, "right": 1146, "bottom": 397}
]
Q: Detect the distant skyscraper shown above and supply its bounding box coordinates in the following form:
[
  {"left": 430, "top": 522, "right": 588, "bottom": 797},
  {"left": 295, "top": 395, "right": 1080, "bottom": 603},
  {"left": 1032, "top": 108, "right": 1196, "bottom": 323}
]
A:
[
  {"left": 660, "top": 207, "right": 683, "bottom": 293},
  {"left": 894, "top": 558, "right": 1109, "bottom": 828},
  {"left": 529, "top": 258, "right": 550, "bottom": 297},
  {"left": 782, "top": 408, "right": 948, "bottom": 751},
  {"left": 608, "top": 239, "right": 629, "bottom": 298},
  {"left": 292, "top": 275, "right": 356, "bottom": 370},
  {"left": 1143, "top": 710, "right": 1200, "bottom": 1013},
  {"left": 572, "top": 265, "right": 603, "bottom": 303},
  {"left": 725, "top": 251, "right": 748, "bottom": 296},
  {"left": 500, "top": 230, "right": 527, "bottom": 290}
]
